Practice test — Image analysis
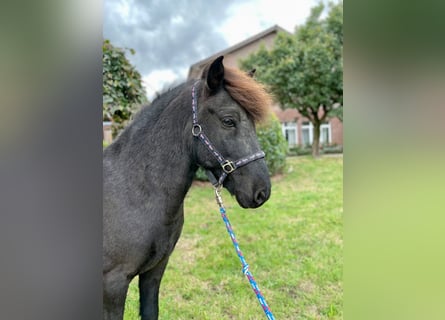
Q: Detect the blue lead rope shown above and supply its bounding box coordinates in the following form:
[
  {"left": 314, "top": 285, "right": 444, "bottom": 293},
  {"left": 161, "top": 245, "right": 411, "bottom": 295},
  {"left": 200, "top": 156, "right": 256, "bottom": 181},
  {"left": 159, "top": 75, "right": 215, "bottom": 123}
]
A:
[{"left": 214, "top": 187, "right": 275, "bottom": 320}]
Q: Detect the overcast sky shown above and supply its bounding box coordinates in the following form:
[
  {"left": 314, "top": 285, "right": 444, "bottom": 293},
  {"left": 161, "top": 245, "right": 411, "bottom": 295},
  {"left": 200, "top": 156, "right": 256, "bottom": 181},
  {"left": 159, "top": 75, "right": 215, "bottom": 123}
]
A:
[{"left": 104, "top": 0, "right": 322, "bottom": 99}]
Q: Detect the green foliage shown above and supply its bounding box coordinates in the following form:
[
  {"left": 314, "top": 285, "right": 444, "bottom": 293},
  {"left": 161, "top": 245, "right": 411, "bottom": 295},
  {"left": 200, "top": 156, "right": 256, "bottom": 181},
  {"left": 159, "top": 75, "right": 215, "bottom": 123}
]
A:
[
  {"left": 240, "top": 1, "right": 343, "bottom": 157},
  {"left": 103, "top": 39, "right": 148, "bottom": 137},
  {"left": 257, "top": 114, "right": 288, "bottom": 175},
  {"left": 330, "top": 105, "right": 343, "bottom": 122},
  {"left": 194, "top": 167, "right": 208, "bottom": 181},
  {"left": 288, "top": 145, "right": 312, "bottom": 156},
  {"left": 289, "top": 144, "right": 343, "bottom": 156}
]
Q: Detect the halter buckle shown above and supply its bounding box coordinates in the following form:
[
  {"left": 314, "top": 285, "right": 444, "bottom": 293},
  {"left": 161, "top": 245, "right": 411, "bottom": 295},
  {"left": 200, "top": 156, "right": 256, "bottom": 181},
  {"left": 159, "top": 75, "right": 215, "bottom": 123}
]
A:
[{"left": 222, "top": 160, "right": 236, "bottom": 174}]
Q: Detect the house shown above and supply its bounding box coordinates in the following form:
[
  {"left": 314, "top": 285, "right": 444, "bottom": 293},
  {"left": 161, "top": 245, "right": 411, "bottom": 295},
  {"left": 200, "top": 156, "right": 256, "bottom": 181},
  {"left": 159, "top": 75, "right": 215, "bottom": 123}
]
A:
[
  {"left": 187, "top": 25, "right": 343, "bottom": 148},
  {"left": 103, "top": 121, "right": 112, "bottom": 145},
  {"left": 273, "top": 106, "right": 343, "bottom": 148},
  {"left": 188, "top": 25, "right": 287, "bottom": 79}
]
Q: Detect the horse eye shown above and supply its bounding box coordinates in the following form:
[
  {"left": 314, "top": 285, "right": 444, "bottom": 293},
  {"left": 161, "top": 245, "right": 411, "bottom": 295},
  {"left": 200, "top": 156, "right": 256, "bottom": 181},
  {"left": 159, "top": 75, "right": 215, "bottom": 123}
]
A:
[{"left": 222, "top": 118, "right": 235, "bottom": 127}]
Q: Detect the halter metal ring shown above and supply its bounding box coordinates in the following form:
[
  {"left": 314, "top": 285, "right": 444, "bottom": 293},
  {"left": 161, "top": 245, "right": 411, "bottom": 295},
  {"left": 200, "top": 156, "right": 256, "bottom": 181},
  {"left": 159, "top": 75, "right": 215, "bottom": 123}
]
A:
[
  {"left": 222, "top": 160, "right": 236, "bottom": 174},
  {"left": 192, "top": 124, "right": 202, "bottom": 136}
]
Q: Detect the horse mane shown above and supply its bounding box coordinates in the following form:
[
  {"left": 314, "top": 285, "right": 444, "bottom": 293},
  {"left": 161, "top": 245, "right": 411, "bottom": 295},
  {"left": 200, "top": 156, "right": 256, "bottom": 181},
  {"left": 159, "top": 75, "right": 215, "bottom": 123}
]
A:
[{"left": 223, "top": 67, "right": 272, "bottom": 123}]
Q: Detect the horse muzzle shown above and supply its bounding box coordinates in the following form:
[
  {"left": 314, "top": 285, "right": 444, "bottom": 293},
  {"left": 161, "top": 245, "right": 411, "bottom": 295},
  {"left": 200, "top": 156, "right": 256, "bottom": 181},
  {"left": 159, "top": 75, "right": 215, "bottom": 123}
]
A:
[{"left": 235, "top": 182, "right": 271, "bottom": 208}]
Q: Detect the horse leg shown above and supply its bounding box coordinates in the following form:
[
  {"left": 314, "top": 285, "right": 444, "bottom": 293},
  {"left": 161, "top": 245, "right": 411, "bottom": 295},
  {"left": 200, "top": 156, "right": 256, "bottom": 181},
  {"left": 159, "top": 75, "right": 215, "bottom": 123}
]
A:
[
  {"left": 138, "top": 257, "right": 170, "bottom": 320},
  {"left": 103, "top": 269, "right": 130, "bottom": 320}
]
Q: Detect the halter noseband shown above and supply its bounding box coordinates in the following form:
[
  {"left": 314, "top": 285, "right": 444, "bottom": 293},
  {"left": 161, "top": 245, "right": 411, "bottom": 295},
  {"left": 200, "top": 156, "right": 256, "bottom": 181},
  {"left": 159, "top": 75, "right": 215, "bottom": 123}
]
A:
[{"left": 192, "top": 83, "right": 266, "bottom": 187}]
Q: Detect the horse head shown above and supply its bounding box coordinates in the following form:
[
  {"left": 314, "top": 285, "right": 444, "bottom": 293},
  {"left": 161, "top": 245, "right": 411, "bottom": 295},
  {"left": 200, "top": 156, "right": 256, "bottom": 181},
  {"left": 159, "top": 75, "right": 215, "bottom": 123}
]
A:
[{"left": 193, "top": 56, "right": 272, "bottom": 209}]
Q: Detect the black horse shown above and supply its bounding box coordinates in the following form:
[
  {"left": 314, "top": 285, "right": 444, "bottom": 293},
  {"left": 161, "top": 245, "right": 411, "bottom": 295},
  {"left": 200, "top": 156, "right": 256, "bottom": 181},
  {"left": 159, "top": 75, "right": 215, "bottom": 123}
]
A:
[{"left": 103, "top": 56, "right": 272, "bottom": 319}]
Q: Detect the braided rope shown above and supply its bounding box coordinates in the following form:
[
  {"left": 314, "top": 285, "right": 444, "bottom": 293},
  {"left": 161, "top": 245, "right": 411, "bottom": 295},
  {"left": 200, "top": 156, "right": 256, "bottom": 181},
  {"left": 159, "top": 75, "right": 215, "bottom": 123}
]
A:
[
  {"left": 193, "top": 82, "right": 274, "bottom": 318},
  {"left": 215, "top": 188, "right": 275, "bottom": 320}
]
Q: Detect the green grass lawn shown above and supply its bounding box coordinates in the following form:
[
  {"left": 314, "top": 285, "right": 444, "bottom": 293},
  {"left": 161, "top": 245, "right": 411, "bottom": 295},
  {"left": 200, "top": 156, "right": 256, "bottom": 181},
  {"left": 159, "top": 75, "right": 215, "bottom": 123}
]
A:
[{"left": 124, "top": 156, "right": 343, "bottom": 319}]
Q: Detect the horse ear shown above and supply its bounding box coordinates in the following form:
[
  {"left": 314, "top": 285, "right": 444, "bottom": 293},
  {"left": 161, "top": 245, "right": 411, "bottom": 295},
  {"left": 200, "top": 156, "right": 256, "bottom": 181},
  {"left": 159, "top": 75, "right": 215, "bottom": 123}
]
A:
[
  {"left": 248, "top": 68, "right": 256, "bottom": 77},
  {"left": 206, "top": 56, "right": 225, "bottom": 92}
]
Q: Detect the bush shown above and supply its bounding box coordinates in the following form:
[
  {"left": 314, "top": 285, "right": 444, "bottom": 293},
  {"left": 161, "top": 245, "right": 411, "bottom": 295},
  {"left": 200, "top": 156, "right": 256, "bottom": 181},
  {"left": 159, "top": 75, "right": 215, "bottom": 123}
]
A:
[
  {"left": 195, "top": 167, "right": 208, "bottom": 181},
  {"left": 257, "top": 114, "right": 287, "bottom": 175},
  {"left": 288, "top": 144, "right": 343, "bottom": 156},
  {"left": 194, "top": 114, "right": 287, "bottom": 181},
  {"left": 288, "top": 146, "right": 312, "bottom": 156},
  {"left": 321, "top": 144, "right": 343, "bottom": 154}
]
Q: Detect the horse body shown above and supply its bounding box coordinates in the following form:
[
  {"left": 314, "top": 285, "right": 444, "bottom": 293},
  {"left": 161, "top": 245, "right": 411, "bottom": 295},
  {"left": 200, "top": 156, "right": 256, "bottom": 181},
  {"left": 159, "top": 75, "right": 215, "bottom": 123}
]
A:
[
  {"left": 103, "top": 56, "right": 272, "bottom": 320},
  {"left": 103, "top": 83, "right": 194, "bottom": 319}
]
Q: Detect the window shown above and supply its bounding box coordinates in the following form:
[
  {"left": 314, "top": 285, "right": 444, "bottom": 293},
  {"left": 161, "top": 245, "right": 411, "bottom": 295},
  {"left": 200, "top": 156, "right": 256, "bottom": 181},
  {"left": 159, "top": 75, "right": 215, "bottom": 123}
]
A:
[
  {"left": 301, "top": 122, "right": 312, "bottom": 146},
  {"left": 301, "top": 121, "right": 332, "bottom": 146},
  {"left": 282, "top": 122, "right": 297, "bottom": 147},
  {"left": 320, "top": 123, "right": 332, "bottom": 145}
]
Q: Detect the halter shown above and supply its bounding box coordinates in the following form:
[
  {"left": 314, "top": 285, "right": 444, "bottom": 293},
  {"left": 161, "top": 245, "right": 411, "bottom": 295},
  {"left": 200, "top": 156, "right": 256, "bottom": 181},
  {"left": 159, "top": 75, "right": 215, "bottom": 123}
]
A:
[{"left": 191, "top": 83, "right": 266, "bottom": 187}]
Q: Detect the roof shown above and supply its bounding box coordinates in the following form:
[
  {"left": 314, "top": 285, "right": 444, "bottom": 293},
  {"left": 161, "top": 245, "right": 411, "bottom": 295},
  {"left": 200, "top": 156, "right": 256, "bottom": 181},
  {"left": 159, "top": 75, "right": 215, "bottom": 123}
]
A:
[
  {"left": 273, "top": 106, "right": 300, "bottom": 123},
  {"left": 188, "top": 25, "right": 290, "bottom": 78}
]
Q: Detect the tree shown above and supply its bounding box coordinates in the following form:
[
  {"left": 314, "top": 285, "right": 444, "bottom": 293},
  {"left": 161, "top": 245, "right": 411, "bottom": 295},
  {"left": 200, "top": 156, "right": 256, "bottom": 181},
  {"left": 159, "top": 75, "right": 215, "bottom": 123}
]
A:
[
  {"left": 103, "top": 39, "right": 148, "bottom": 137},
  {"left": 240, "top": 2, "right": 343, "bottom": 157}
]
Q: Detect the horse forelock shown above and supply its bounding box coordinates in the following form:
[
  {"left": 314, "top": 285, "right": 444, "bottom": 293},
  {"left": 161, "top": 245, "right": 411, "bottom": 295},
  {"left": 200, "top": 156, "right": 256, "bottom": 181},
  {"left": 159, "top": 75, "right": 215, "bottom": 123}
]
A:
[{"left": 223, "top": 67, "right": 272, "bottom": 123}]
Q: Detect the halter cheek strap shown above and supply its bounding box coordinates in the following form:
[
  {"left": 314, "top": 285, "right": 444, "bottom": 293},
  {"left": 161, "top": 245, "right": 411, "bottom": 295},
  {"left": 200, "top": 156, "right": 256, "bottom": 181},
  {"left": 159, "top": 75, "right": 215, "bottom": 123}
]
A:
[{"left": 192, "top": 83, "right": 266, "bottom": 187}]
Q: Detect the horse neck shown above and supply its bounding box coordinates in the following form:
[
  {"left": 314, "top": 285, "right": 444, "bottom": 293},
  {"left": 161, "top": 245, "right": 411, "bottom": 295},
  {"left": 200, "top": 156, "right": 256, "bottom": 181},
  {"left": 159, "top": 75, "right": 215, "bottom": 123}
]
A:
[{"left": 110, "top": 83, "right": 197, "bottom": 200}]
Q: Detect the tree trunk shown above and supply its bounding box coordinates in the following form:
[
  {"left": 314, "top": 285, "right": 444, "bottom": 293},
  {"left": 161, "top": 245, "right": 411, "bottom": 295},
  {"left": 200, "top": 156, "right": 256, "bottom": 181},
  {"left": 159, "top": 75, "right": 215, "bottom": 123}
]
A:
[{"left": 312, "top": 122, "right": 321, "bottom": 158}]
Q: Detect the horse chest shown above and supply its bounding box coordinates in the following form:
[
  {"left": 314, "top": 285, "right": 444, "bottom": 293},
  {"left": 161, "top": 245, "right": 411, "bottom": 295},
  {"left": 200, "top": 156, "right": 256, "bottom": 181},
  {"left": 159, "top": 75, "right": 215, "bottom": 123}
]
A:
[{"left": 137, "top": 208, "right": 184, "bottom": 274}]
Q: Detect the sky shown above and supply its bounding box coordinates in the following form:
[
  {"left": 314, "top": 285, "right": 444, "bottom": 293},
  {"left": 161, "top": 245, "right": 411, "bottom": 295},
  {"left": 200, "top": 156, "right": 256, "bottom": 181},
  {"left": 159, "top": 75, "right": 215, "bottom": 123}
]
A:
[{"left": 103, "top": 0, "right": 322, "bottom": 99}]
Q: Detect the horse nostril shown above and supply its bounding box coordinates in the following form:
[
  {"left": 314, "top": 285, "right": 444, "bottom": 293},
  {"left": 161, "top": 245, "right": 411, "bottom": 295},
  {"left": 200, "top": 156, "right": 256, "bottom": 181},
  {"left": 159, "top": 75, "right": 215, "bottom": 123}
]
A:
[{"left": 254, "top": 189, "right": 268, "bottom": 205}]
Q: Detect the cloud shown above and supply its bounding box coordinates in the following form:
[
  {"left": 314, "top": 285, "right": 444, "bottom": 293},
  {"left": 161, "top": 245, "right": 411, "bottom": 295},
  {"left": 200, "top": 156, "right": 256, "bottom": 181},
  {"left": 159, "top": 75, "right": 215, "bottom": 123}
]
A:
[
  {"left": 104, "top": 0, "right": 247, "bottom": 95},
  {"left": 141, "top": 68, "right": 187, "bottom": 95},
  {"left": 104, "top": 0, "right": 321, "bottom": 98}
]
